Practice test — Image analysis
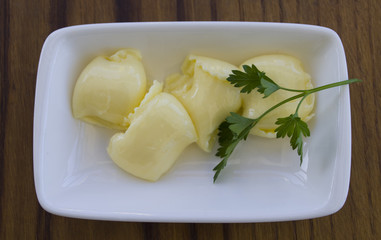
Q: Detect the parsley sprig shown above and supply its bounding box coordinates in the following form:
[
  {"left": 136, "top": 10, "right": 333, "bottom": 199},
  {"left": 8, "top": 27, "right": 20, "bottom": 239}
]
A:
[{"left": 213, "top": 64, "right": 361, "bottom": 182}]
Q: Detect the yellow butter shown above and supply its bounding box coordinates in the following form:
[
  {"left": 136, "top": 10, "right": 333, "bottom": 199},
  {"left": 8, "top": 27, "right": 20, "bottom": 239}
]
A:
[
  {"left": 72, "top": 49, "right": 147, "bottom": 130},
  {"left": 165, "top": 55, "right": 241, "bottom": 152},
  {"left": 107, "top": 81, "right": 197, "bottom": 181},
  {"left": 241, "top": 54, "right": 315, "bottom": 138}
]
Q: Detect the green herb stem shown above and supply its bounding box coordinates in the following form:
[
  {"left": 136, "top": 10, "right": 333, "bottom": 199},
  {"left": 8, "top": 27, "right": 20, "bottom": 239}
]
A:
[
  {"left": 279, "top": 78, "right": 361, "bottom": 94},
  {"left": 278, "top": 87, "right": 307, "bottom": 93},
  {"left": 294, "top": 95, "right": 309, "bottom": 116},
  {"left": 305, "top": 78, "right": 361, "bottom": 94},
  {"left": 262, "top": 78, "right": 362, "bottom": 119},
  {"left": 256, "top": 93, "right": 304, "bottom": 122}
]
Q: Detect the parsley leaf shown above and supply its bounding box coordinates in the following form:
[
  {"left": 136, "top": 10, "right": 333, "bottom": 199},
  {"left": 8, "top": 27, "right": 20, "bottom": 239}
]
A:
[
  {"left": 226, "top": 112, "right": 255, "bottom": 138},
  {"left": 227, "top": 65, "right": 280, "bottom": 96},
  {"left": 258, "top": 77, "right": 280, "bottom": 97},
  {"left": 214, "top": 113, "right": 256, "bottom": 182},
  {"left": 275, "top": 114, "right": 310, "bottom": 164}
]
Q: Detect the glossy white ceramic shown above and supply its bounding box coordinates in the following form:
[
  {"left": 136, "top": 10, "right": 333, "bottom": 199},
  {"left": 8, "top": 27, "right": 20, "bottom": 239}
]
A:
[{"left": 34, "top": 22, "right": 352, "bottom": 222}]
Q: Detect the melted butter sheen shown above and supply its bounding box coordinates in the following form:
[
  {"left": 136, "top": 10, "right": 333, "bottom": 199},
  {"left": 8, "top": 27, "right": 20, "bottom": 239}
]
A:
[
  {"left": 241, "top": 54, "right": 315, "bottom": 138},
  {"left": 107, "top": 81, "right": 197, "bottom": 182},
  {"left": 165, "top": 55, "right": 242, "bottom": 152},
  {"left": 72, "top": 49, "right": 147, "bottom": 130}
]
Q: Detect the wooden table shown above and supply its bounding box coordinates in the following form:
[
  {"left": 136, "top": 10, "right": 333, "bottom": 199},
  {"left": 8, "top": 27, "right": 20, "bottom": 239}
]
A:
[{"left": 1, "top": 0, "right": 380, "bottom": 239}]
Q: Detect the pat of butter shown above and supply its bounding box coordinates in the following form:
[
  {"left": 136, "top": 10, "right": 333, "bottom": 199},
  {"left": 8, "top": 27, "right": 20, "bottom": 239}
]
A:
[
  {"left": 165, "top": 55, "right": 241, "bottom": 152},
  {"left": 107, "top": 81, "right": 197, "bottom": 182},
  {"left": 241, "top": 54, "right": 315, "bottom": 138},
  {"left": 72, "top": 49, "right": 147, "bottom": 130}
]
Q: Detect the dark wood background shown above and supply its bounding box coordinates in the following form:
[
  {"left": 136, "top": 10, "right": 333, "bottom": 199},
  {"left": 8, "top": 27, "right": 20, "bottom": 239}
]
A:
[{"left": 1, "top": 0, "right": 380, "bottom": 239}]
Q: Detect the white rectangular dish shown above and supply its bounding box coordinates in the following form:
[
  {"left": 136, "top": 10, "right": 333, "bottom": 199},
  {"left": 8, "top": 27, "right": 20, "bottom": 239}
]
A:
[{"left": 34, "top": 22, "right": 352, "bottom": 222}]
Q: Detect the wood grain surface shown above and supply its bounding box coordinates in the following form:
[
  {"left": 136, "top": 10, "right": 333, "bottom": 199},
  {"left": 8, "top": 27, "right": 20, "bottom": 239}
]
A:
[{"left": 1, "top": 0, "right": 380, "bottom": 239}]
